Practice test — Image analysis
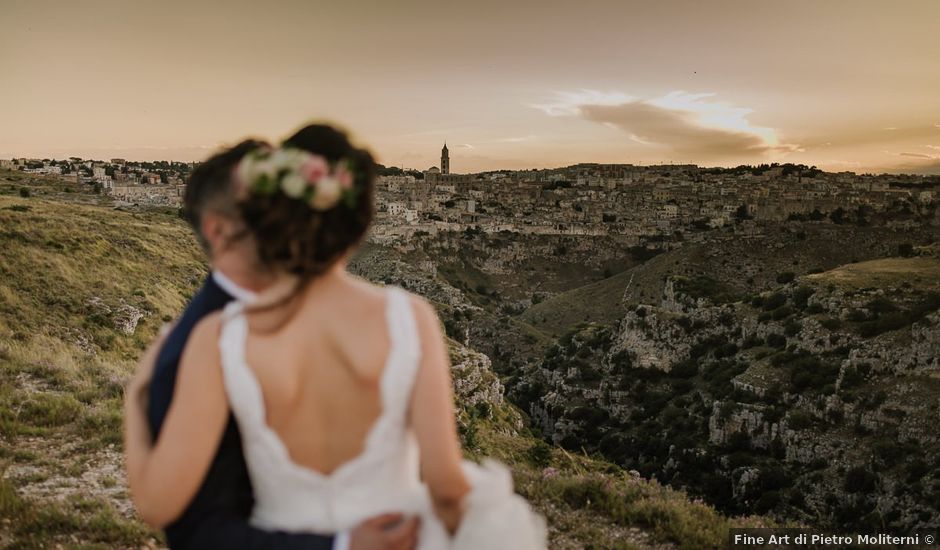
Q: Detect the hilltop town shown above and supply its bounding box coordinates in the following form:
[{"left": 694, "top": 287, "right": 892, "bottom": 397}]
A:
[
  {"left": 0, "top": 157, "right": 189, "bottom": 207},
  {"left": 375, "top": 145, "right": 938, "bottom": 246},
  {"left": 4, "top": 144, "right": 937, "bottom": 249}
]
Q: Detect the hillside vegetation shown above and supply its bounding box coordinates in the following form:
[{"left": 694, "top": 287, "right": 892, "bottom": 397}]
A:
[
  {"left": 521, "top": 223, "right": 937, "bottom": 339},
  {"left": 516, "top": 248, "right": 940, "bottom": 532},
  {"left": 0, "top": 175, "right": 754, "bottom": 548}
]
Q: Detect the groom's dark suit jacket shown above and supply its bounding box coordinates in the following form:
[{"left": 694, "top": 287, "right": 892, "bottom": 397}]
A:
[{"left": 148, "top": 275, "right": 334, "bottom": 550}]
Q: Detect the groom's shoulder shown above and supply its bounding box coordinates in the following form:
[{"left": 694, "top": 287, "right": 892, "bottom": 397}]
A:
[
  {"left": 161, "top": 276, "right": 231, "bottom": 356},
  {"left": 181, "top": 276, "right": 232, "bottom": 325},
  {"left": 148, "top": 275, "right": 231, "bottom": 432}
]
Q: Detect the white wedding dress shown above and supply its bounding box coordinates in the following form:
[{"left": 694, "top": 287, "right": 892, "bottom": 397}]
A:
[{"left": 218, "top": 286, "right": 546, "bottom": 549}]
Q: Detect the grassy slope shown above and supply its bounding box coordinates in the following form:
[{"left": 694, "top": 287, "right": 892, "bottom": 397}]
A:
[
  {"left": 0, "top": 175, "right": 749, "bottom": 549},
  {"left": 804, "top": 256, "right": 940, "bottom": 290},
  {"left": 0, "top": 185, "right": 206, "bottom": 548},
  {"left": 520, "top": 270, "right": 636, "bottom": 338},
  {"left": 521, "top": 223, "right": 937, "bottom": 339}
]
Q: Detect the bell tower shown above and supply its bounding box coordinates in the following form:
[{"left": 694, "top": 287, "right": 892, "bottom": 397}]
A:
[{"left": 441, "top": 142, "right": 450, "bottom": 175}]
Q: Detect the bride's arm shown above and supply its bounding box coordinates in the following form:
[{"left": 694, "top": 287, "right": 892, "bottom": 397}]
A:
[
  {"left": 124, "top": 313, "right": 229, "bottom": 528},
  {"left": 408, "top": 297, "right": 471, "bottom": 534}
]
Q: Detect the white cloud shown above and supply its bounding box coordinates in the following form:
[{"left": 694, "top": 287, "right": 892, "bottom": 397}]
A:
[
  {"left": 529, "top": 90, "right": 635, "bottom": 117},
  {"left": 533, "top": 89, "right": 798, "bottom": 159},
  {"left": 650, "top": 92, "right": 769, "bottom": 141},
  {"left": 886, "top": 149, "right": 940, "bottom": 160}
]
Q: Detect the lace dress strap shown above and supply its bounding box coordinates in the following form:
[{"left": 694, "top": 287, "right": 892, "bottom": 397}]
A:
[
  {"left": 217, "top": 300, "right": 267, "bottom": 432},
  {"left": 379, "top": 287, "right": 423, "bottom": 422}
]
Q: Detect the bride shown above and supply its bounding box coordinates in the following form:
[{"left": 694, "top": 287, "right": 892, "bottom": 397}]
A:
[{"left": 123, "top": 124, "right": 545, "bottom": 548}]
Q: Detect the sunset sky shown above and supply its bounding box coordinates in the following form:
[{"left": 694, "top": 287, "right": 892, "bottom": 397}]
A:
[{"left": 2, "top": 0, "right": 939, "bottom": 174}]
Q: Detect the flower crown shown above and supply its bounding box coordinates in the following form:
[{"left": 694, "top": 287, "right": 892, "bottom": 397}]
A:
[{"left": 236, "top": 146, "right": 357, "bottom": 211}]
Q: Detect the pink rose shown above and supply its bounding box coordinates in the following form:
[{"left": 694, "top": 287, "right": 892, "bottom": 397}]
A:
[{"left": 300, "top": 156, "right": 329, "bottom": 184}]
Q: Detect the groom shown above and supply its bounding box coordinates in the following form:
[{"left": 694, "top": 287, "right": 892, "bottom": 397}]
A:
[{"left": 137, "top": 140, "right": 418, "bottom": 550}]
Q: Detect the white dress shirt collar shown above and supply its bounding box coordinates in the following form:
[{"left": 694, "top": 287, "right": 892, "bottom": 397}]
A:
[{"left": 211, "top": 270, "right": 258, "bottom": 304}]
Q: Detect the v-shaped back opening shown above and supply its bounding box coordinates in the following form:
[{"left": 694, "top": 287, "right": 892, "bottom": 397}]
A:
[{"left": 227, "top": 285, "right": 413, "bottom": 482}]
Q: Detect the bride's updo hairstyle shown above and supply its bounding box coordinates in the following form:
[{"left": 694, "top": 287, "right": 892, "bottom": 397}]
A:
[{"left": 236, "top": 123, "right": 377, "bottom": 279}]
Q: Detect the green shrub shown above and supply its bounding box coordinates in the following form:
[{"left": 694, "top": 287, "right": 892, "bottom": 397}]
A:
[
  {"left": 788, "top": 354, "right": 839, "bottom": 393},
  {"left": 766, "top": 333, "right": 787, "bottom": 348},
  {"left": 674, "top": 275, "right": 738, "bottom": 304},
  {"left": 762, "top": 293, "right": 787, "bottom": 311},
  {"left": 526, "top": 440, "right": 553, "bottom": 467},
  {"left": 792, "top": 286, "right": 816, "bottom": 309},
  {"left": 844, "top": 466, "right": 878, "bottom": 493},
  {"left": 771, "top": 305, "right": 795, "bottom": 320},
  {"left": 741, "top": 334, "right": 764, "bottom": 349},
  {"left": 19, "top": 393, "right": 84, "bottom": 429},
  {"left": 840, "top": 366, "right": 865, "bottom": 390},
  {"left": 787, "top": 410, "right": 814, "bottom": 430}
]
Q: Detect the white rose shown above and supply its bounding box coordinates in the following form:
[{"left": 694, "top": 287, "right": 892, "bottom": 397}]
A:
[
  {"left": 235, "top": 157, "right": 256, "bottom": 186},
  {"left": 310, "top": 176, "right": 342, "bottom": 210},
  {"left": 281, "top": 173, "right": 307, "bottom": 198},
  {"left": 269, "top": 149, "right": 292, "bottom": 171},
  {"left": 276, "top": 148, "right": 310, "bottom": 172},
  {"left": 289, "top": 148, "right": 313, "bottom": 167}
]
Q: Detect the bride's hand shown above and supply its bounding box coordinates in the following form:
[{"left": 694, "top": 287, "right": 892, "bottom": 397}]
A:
[{"left": 126, "top": 323, "right": 172, "bottom": 399}]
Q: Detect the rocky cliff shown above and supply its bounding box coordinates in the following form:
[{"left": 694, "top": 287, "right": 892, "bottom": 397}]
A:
[{"left": 517, "top": 254, "right": 940, "bottom": 531}]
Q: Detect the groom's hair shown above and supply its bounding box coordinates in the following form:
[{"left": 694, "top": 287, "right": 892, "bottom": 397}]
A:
[{"left": 183, "top": 139, "right": 268, "bottom": 251}]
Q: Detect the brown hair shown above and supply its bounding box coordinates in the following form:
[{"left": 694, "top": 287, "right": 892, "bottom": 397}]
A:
[
  {"left": 237, "top": 123, "right": 376, "bottom": 279},
  {"left": 183, "top": 139, "right": 269, "bottom": 251}
]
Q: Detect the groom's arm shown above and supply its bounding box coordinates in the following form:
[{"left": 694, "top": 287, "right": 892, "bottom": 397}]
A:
[{"left": 185, "top": 513, "right": 419, "bottom": 550}]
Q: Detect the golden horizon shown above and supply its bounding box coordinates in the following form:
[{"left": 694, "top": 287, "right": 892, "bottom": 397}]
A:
[{"left": 2, "top": 0, "right": 939, "bottom": 175}]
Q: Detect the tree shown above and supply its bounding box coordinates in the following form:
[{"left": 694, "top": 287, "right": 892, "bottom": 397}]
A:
[
  {"left": 844, "top": 466, "right": 877, "bottom": 493},
  {"left": 829, "top": 207, "right": 846, "bottom": 225},
  {"left": 854, "top": 205, "right": 870, "bottom": 226}
]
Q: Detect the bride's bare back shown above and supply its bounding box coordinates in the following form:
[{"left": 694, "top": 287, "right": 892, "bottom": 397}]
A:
[
  {"left": 132, "top": 266, "right": 470, "bottom": 533},
  {"left": 244, "top": 274, "right": 395, "bottom": 476}
]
